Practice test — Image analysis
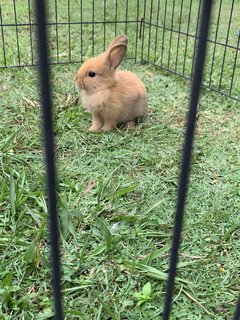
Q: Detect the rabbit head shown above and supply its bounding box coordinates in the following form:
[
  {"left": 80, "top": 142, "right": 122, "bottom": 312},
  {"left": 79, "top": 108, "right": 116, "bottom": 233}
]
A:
[{"left": 76, "top": 35, "right": 128, "bottom": 94}]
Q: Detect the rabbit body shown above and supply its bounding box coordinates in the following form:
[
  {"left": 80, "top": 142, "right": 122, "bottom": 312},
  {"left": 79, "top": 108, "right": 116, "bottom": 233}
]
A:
[{"left": 76, "top": 35, "right": 147, "bottom": 132}]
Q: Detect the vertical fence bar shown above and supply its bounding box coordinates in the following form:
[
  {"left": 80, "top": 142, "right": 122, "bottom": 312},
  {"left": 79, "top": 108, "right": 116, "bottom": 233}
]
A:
[
  {"left": 125, "top": 0, "right": 129, "bottom": 36},
  {"left": 147, "top": 0, "right": 154, "bottom": 62},
  {"left": 13, "top": 0, "right": 21, "bottom": 66},
  {"left": 140, "top": 0, "right": 147, "bottom": 63},
  {"left": 92, "top": 0, "right": 95, "bottom": 56},
  {"left": 115, "top": 0, "right": 118, "bottom": 36},
  {"left": 218, "top": 0, "right": 235, "bottom": 90},
  {"left": 174, "top": 0, "right": 184, "bottom": 73},
  {"left": 28, "top": 0, "right": 34, "bottom": 65},
  {"left": 134, "top": 0, "right": 140, "bottom": 63},
  {"left": 0, "top": 4, "right": 7, "bottom": 67},
  {"left": 68, "top": 0, "right": 72, "bottom": 63},
  {"left": 54, "top": 0, "right": 59, "bottom": 63},
  {"left": 160, "top": 0, "right": 167, "bottom": 66},
  {"left": 167, "top": 0, "right": 176, "bottom": 69},
  {"left": 80, "top": 0, "right": 83, "bottom": 61},
  {"left": 208, "top": 0, "right": 222, "bottom": 87},
  {"left": 191, "top": 0, "right": 202, "bottom": 79},
  {"left": 35, "top": 0, "right": 63, "bottom": 319},
  {"left": 153, "top": 0, "right": 161, "bottom": 64},
  {"left": 182, "top": 0, "right": 193, "bottom": 76},
  {"left": 162, "top": 1, "right": 213, "bottom": 319},
  {"left": 229, "top": 33, "right": 240, "bottom": 96},
  {"left": 233, "top": 296, "right": 240, "bottom": 320},
  {"left": 103, "top": 0, "right": 106, "bottom": 51}
]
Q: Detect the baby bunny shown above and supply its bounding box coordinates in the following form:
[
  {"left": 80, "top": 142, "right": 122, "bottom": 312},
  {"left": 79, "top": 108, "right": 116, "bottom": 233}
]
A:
[{"left": 76, "top": 35, "right": 148, "bottom": 132}]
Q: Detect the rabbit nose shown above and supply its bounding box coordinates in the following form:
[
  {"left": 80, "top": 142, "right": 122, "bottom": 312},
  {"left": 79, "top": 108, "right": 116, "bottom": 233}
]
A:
[{"left": 75, "top": 77, "right": 84, "bottom": 90}]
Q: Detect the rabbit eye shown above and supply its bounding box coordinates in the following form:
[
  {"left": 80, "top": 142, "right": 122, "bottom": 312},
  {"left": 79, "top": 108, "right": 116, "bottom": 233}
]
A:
[{"left": 88, "top": 71, "right": 96, "bottom": 78}]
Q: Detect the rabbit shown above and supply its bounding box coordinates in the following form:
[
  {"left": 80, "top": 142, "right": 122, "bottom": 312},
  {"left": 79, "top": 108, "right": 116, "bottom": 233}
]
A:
[{"left": 76, "top": 34, "right": 148, "bottom": 132}]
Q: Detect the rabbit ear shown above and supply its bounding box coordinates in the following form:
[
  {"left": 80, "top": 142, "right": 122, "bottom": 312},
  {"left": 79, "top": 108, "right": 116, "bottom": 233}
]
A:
[
  {"left": 106, "top": 43, "right": 127, "bottom": 70},
  {"left": 105, "top": 35, "right": 128, "bottom": 52}
]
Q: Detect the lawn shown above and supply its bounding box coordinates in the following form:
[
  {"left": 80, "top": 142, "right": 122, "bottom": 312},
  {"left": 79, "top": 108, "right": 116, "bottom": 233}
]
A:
[{"left": 0, "top": 1, "right": 240, "bottom": 319}]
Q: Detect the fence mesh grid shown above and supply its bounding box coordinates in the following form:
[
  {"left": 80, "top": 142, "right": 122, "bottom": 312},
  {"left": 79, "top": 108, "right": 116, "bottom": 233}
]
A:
[{"left": 0, "top": 0, "right": 239, "bottom": 101}]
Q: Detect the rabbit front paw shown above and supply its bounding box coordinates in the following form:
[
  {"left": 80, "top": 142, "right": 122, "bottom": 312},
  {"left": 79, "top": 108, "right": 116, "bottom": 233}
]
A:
[{"left": 89, "top": 114, "right": 103, "bottom": 132}]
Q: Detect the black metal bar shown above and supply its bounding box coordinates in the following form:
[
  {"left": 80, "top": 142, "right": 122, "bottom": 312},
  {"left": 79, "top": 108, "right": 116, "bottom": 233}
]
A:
[
  {"left": 28, "top": 0, "right": 34, "bottom": 65},
  {"left": 134, "top": 0, "right": 140, "bottom": 63},
  {"left": 182, "top": 0, "right": 193, "bottom": 76},
  {"left": 0, "top": 19, "right": 144, "bottom": 28},
  {"left": 147, "top": 0, "right": 154, "bottom": 62},
  {"left": 174, "top": 0, "right": 184, "bottom": 73},
  {"left": 153, "top": 0, "right": 161, "bottom": 64},
  {"left": 125, "top": 0, "right": 129, "bottom": 36},
  {"left": 209, "top": 0, "right": 222, "bottom": 87},
  {"left": 162, "top": 1, "right": 213, "bottom": 319},
  {"left": 167, "top": 0, "right": 176, "bottom": 69},
  {"left": 229, "top": 32, "right": 240, "bottom": 96},
  {"left": 80, "top": 0, "right": 83, "bottom": 61},
  {"left": 233, "top": 296, "right": 240, "bottom": 320},
  {"left": 68, "top": 0, "right": 72, "bottom": 63},
  {"left": 54, "top": 0, "right": 59, "bottom": 63},
  {"left": 191, "top": 0, "right": 202, "bottom": 79},
  {"left": 0, "top": 57, "right": 137, "bottom": 69},
  {"left": 140, "top": 0, "right": 146, "bottom": 63},
  {"left": 0, "top": 3, "right": 6, "bottom": 67},
  {"left": 115, "top": 0, "right": 117, "bottom": 36},
  {"left": 160, "top": 0, "right": 167, "bottom": 66},
  {"left": 139, "top": 19, "right": 143, "bottom": 39},
  {"left": 218, "top": 0, "right": 235, "bottom": 90},
  {"left": 103, "top": 0, "right": 106, "bottom": 51},
  {"left": 92, "top": 0, "right": 95, "bottom": 56},
  {"left": 34, "top": 1, "right": 63, "bottom": 319},
  {"left": 13, "top": 0, "right": 21, "bottom": 65}
]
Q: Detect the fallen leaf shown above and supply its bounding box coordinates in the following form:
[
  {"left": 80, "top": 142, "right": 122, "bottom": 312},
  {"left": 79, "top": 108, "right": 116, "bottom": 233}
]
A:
[{"left": 83, "top": 180, "right": 96, "bottom": 194}]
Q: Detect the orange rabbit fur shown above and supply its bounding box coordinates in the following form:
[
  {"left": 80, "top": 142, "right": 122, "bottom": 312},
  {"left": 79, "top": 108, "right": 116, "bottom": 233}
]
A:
[{"left": 76, "top": 35, "right": 148, "bottom": 132}]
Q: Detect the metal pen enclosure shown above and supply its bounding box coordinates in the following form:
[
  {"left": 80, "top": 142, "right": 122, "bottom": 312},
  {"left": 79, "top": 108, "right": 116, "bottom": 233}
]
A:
[{"left": 0, "top": 0, "right": 239, "bottom": 101}]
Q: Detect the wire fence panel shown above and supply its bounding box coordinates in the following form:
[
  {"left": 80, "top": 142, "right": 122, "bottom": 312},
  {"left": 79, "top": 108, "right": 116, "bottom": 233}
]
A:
[
  {"left": 0, "top": 1, "right": 239, "bottom": 101},
  {"left": 0, "top": 0, "right": 142, "bottom": 68},
  {"left": 141, "top": 0, "right": 240, "bottom": 101}
]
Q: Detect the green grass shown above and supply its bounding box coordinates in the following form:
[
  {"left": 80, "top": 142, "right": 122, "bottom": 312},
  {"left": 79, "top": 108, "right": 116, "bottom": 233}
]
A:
[
  {"left": 1, "top": 62, "right": 239, "bottom": 319},
  {"left": 0, "top": 0, "right": 240, "bottom": 319}
]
